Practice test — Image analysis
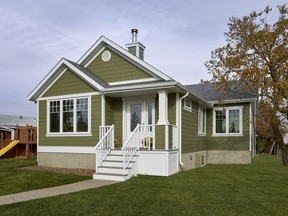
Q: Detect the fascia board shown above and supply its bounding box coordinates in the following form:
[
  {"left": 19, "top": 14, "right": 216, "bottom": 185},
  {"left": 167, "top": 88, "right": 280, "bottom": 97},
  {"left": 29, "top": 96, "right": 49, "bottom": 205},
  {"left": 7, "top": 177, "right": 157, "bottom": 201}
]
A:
[
  {"left": 27, "top": 58, "right": 67, "bottom": 101},
  {"left": 77, "top": 36, "right": 172, "bottom": 81},
  {"left": 102, "top": 81, "right": 178, "bottom": 93},
  {"left": 27, "top": 58, "right": 104, "bottom": 102},
  {"left": 63, "top": 59, "right": 104, "bottom": 91},
  {"left": 209, "top": 98, "right": 258, "bottom": 105}
]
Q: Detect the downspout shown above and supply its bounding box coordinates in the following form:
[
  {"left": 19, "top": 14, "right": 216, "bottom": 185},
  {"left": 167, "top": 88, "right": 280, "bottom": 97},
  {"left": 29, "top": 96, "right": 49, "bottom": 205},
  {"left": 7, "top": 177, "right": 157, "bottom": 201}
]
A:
[{"left": 179, "top": 92, "right": 189, "bottom": 166}]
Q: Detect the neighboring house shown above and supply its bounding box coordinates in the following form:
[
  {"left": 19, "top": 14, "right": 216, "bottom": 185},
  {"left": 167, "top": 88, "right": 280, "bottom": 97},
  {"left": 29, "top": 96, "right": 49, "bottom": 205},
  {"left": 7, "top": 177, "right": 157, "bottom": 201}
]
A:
[
  {"left": 27, "top": 30, "right": 258, "bottom": 181},
  {"left": 0, "top": 115, "right": 37, "bottom": 158}
]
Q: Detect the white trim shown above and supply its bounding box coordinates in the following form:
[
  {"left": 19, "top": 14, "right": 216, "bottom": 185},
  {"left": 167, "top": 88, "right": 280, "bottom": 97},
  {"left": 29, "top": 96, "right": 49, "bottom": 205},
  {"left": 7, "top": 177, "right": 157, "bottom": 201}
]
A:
[
  {"left": 27, "top": 58, "right": 67, "bottom": 101},
  {"left": 27, "top": 58, "right": 105, "bottom": 101},
  {"left": 37, "top": 101, "right": 40, "bottom": 163},
  {"left": 157, "top": 90, "right": 169, "bottom": 125},
  {"left": 212, "top": 106, "right": 243, "bottom": 136},
  {"left": 39, "top": 92, "right": 100, "bottom": 101},
  {"left": 84, "top": 47, "right": 106, "bottom": 67},
  {"left": 210, "top": 98, "right": 258, "bottom": 104},
  {"left": 64, "top": 59, "right": 105, "bottom": 90},
  {"left": 38, "top": 68, "right": 67, "bottom": 99},
  {"left": 183, "top": 98, "right": 192, "bottom": 112},
  {"left": 103, "top": 81, "right": 178, "bottom": 94},
  {"left": 109, "top": 78, "right": 160, "bottom": 86},
  {"left": 77, "top": 36, "right": 172, "bottom": 81},
  {"left": 101, "top": 50, "right": 111, "bottom": 61},
  {"left": 101, "top": 94, "right": 105, "bottom": 126},
  {"left": 38, "top": 146, "right": 95, "bottom": 154},
  {"left": 175, "top": 93, "right": 180, "bottom": 149},
  {"left": 46, "top": 96, "right": 91, "bottom": 136},
  {"left": 198, "top": 106, "right": 206, "bottom": 136}
]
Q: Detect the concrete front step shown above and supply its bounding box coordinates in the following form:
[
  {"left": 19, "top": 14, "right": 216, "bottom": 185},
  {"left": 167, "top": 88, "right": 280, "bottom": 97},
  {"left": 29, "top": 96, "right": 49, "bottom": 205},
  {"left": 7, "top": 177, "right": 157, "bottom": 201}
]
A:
[
  {"left": 97, "top": 166, "right": 130, "bottom": 175},
  {"left": 93, "top": 172, "right": 129, "bottom": 181}
]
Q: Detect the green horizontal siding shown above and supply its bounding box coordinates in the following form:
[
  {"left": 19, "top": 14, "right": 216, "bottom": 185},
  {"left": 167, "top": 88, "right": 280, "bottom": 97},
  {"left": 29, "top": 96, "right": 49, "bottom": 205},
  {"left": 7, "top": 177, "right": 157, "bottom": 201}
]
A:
[
  {"left": 155, "top": 125, "right": 165, "bottom": 150},
  {"left": 182, "top": 99, "right": 209, "bottom": 154},
  {"left": 207, "top": 103, "right": 251, "bottom": 150},
  {"left": 86, "top": 48, "right": 151, "bottom": 83},
  {"left": 168, "top": 93, "right": 176, "bottom": 125},
  {"left": 43, "top": 69, "right": 95, "bottom": 97},
  {"left": 38, "top": 95, "right": 101, "bottom": 147}
]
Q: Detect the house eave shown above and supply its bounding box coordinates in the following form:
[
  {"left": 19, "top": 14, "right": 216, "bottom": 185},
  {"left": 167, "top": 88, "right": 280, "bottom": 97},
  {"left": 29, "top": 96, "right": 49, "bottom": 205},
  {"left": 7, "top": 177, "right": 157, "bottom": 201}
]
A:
[
  {"left": 77, "top": 36, "right": 172, "bottom": 81},
  {"left": 209, "top": 98, "right": 258, "bottom": 105},
  {"left": 26, "top": 58, "right": 105, "bottom": 102}
]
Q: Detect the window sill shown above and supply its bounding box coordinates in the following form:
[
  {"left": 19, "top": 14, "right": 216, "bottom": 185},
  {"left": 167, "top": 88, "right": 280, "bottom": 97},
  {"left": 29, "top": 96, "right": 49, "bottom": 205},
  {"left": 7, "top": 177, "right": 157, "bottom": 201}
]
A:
[
  {"left": 46, "top": 132, "right": 92, "bottom": 137},
  {"left": 212, "top": 133, "right": 243, "bottom": 137},
  {"left": 184, "top": 107, "right": 192, "bottom": 112}
]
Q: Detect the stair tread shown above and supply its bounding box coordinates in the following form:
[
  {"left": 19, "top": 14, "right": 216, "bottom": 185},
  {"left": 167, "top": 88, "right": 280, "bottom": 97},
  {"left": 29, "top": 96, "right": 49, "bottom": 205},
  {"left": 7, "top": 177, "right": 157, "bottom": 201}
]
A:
[
  {"left": 103, "top": 159, "right": 135, "bottom": 163},
  {"left": 95, "top": 172, "right": 128, "bottom": 177},
  {"left": 99, "top": 166, "right": 132, "bottom": 169}
]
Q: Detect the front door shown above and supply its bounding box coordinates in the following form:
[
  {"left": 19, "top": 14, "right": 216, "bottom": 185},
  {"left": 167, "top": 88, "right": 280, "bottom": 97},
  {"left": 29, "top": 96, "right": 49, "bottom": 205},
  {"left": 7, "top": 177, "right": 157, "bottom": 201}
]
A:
[{"left": 126, "top": 100, "right": 154, "bottom": 144}]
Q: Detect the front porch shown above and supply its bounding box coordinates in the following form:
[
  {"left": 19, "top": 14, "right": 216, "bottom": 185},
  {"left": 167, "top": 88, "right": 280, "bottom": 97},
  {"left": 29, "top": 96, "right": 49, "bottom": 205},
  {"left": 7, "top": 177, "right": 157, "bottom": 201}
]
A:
[{"left": 94, "top": 124, "right": 179, "bottom": 181}]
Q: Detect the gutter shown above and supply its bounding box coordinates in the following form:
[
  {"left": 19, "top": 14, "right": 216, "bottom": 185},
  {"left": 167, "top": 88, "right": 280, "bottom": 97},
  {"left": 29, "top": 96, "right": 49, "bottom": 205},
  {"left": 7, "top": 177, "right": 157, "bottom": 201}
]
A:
[{"left": 179, "top": 92, "right": 189, "bottom": 166}]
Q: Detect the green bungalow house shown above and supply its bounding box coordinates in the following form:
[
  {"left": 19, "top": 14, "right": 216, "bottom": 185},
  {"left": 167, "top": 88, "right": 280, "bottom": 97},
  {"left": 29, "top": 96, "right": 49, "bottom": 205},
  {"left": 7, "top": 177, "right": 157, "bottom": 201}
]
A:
[{"left": 27, "top": 29, "right": 258, "bottom": 181}]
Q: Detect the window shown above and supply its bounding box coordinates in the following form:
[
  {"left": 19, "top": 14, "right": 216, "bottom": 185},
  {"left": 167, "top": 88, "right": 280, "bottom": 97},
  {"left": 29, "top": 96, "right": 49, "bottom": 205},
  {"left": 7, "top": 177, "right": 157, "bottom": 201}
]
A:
[
  {"left": 184, "top": 98, "right": 192, "bottom": 112},
  {"left": 48, "top": 97, "right": 90, "bottom": 135},
  {"left": 213, "top": 107, "right": 243, "bottom": 136},
  {"left": 198, "top": 107, "right": 206, "bottom": 135}
]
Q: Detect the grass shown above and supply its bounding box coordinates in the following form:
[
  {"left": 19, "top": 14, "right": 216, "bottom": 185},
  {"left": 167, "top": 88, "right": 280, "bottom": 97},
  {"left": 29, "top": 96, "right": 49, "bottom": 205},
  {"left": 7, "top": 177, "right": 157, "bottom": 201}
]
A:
[
  {"left": 0, "top": 158, "right": 90, "bottom": 196},
  {"left": 1, "top": 154, "right": 288, "bottom": 215}
]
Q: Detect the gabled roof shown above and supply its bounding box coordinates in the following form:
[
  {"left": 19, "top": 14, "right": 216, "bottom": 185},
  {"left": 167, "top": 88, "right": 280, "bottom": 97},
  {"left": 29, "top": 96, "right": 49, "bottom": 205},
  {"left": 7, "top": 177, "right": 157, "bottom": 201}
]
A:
[
  {"left": 77, "top": 36, "right": 172, "bottom": 81},
  {"left": 27, "top": 58, "right": 109, "bottom": 101},
  {"left": 186, "top": 83, "right": 258, "bottom": 103},
  {"left": 27, "top": 36, "right": 174, "bottom": 101}
]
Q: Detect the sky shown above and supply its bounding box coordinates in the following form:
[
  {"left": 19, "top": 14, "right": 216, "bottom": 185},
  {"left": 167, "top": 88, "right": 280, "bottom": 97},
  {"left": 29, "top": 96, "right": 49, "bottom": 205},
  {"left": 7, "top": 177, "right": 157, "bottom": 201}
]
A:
[{"left": 0, "top": 0, "right": 286, "bottom": 117}]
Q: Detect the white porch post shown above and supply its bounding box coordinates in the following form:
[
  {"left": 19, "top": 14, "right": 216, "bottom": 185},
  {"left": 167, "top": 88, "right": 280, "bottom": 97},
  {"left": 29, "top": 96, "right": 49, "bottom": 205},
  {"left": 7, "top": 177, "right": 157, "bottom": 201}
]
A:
[
  {"left": 101, "top": 94, "right": 105, "bottom": 126},
  {"left": 157, "top": 90, "right": 169, "bottom": 125},
  {"left": 157, "top": 90, "right": 169, "bottom": 150}
]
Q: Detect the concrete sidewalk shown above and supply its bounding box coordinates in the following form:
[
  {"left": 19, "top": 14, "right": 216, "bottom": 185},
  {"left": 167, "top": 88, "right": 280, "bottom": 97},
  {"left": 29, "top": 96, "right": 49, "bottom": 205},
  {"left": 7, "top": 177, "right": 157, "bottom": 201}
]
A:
[{"left": 0, "top": 179, "right": 118, "bottom": 206}]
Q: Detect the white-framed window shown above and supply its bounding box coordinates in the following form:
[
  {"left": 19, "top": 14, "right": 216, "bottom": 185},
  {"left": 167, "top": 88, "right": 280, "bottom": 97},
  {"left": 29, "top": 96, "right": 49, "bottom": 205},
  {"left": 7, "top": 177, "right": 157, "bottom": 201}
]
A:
[
  {"left": 198, "top": 107, "right": 206, "bottom": 135},
  {"left": 213, "top": 106, "right": 243, "bottom": 136},
  {"left": 47, "top": 96, "right": 91, "bottom": 136},
  {"left": 184, "top": 98, "right": 192, "bottom": 112}
]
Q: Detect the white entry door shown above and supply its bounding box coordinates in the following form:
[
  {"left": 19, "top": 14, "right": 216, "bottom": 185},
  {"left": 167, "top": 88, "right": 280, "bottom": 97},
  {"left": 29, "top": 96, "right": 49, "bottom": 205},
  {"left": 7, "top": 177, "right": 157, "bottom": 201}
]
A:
[{"left": 126, "top": 100, "right": 154, "bottom": 137}]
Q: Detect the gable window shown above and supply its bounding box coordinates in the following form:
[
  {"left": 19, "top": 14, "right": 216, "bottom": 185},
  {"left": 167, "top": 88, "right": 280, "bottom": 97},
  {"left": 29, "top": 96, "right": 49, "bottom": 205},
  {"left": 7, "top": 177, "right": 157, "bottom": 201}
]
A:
[
  {"left": 48, "top": 97, "right": 90, "bottom": 135},
  {"left": 198, "top": 107, "right": 206, "bottom": 135},
  {"left": 184, "top": 98, "right": 192, "bottom": 112},
  {"left": 213, "top": 107, "right": 243, "bottom": 136}
]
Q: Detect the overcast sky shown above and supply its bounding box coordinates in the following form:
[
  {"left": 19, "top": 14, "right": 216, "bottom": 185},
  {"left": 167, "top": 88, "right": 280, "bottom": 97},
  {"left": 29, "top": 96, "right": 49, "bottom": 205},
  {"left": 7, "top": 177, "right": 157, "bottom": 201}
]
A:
[{"left": 0, "top": 0, "right": 286, "bottom": 117}]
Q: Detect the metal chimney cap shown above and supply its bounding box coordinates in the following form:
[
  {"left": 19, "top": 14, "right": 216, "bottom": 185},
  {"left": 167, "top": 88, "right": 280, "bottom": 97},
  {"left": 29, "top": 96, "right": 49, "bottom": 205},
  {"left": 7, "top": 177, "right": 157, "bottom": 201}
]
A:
[{"left": 131, "top": 29, "right": 138, "bottom": 33}]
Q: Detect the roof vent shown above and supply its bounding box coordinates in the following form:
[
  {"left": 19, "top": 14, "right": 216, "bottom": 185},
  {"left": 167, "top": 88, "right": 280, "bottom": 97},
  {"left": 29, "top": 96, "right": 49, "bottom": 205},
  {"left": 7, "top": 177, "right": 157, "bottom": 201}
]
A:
[{"left": 126, "top": 29, "right": 145, "bottom": 60}]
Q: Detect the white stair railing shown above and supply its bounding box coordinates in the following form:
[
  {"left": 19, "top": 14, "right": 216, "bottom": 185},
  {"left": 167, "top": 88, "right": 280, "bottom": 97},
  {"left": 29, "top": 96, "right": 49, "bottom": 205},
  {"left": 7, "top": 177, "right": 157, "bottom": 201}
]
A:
[
  {"left": 122, "top": 124, "right": 154, "bottom": 175},
  {"left": 122, "top": 124, "right": 140, "bottom": 174},
  {"left": 95, "top": 125, "right": 114, "bottom": 173}
]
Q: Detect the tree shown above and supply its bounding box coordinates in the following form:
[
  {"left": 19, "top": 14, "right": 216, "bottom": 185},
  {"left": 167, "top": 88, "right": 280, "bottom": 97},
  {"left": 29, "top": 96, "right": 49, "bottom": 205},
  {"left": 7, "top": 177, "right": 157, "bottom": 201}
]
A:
[{"left": 205, "top": 5, "right": 288, "bottom": 165}]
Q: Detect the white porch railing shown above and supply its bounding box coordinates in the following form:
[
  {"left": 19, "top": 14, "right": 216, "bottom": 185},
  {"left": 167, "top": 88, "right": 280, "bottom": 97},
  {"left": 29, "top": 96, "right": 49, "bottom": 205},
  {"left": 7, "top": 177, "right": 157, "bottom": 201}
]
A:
[
  {"left": 122, "top": 124, "right": 155, "bottom": 175},
  {"left": 95, "top": 124, "right": 114, "bottom": 173}
]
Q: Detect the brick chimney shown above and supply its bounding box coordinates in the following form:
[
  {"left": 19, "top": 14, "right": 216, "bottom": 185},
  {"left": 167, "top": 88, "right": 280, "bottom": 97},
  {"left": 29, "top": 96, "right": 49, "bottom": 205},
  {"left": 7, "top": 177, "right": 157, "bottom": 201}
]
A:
[{"left": 126, "top": 29, "right": 145, "bottom": 60}]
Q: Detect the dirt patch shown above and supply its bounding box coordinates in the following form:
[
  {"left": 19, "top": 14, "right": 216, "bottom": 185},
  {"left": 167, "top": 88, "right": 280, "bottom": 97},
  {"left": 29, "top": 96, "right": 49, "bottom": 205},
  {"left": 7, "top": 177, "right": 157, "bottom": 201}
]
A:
[{"left": 18, "top": 166, "right": 94, "bottom": 177}]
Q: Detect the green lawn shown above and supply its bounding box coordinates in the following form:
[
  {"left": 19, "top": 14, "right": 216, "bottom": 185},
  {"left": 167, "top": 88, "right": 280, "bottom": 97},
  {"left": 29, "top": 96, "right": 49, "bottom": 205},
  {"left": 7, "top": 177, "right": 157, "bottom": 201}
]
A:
[
  {"left": 1, "top": 155, "right": 288, "bottom": 216},
  {"left": 0, "top": 158, "right": 89, "bottom": 196}
]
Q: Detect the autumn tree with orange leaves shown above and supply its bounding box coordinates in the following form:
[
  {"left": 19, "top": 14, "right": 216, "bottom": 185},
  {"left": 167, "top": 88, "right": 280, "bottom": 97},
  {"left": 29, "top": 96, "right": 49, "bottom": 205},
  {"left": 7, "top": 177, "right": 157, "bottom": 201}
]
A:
[{"left": 206, "top": 5, "right": 288, "bottom": 165}]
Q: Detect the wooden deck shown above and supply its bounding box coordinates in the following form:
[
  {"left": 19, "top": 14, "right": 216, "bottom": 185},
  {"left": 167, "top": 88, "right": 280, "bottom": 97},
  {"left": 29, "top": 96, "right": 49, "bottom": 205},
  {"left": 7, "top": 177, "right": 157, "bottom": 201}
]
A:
[{"left": 0, "top": 125, "right": 37, "bottom": 158}]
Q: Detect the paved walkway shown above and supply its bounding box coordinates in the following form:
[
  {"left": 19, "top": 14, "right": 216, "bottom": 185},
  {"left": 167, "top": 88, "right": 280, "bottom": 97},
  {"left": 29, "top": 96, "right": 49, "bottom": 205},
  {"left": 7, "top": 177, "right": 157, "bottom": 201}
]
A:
[{"left": 0, "top": 179, "right": 118, "bottom": 206}]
